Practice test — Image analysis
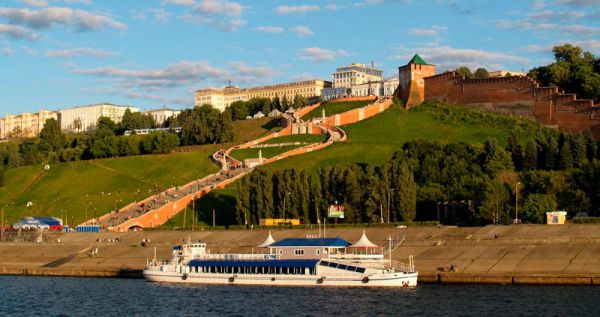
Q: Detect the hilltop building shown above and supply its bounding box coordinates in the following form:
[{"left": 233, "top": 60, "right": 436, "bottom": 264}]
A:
[
  {"left": 322, "top": 62, "right": 398, "bottom": 100},
  {"left": 195, "top": 80, "right": 331, "bottom": 112},
  {"left": 144, "top": 107, "right": 181, "bottom": 125},
  {"left": 332, "top": 63, "right": 383, "bottom": 89},
  {"left": 58, "top": 103, "right": 139, "bottom": 133},
  {"left": 488, "top": 70, "right": 527, "bottom": 78},
  {"left": 0, "top": 110, "right": 57, "bottom": 140},
  {"left": 398, "top": 54, "right": 436, "bottom": 108}
]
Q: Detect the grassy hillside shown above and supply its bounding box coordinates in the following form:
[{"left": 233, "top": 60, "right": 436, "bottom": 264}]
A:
[
  {"left": 0, "top": 117, "right": 280, "bottom": 225},
  {"left": 195, "top": 102, "right": 548, "bottom": 226}
]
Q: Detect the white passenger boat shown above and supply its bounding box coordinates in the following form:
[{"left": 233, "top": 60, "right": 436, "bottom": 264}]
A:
[{"left": 143, "top": 232, "right": 418, "bottom": 287}]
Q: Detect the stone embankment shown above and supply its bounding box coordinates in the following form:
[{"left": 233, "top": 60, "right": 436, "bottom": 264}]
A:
[{"left": 3, "top": 225, "right": 600, "bottom": 285}]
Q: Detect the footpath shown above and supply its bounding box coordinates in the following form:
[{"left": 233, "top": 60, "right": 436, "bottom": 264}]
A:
[
  {"left": 2, "top": 225, "right": 600, "bottom": 285},
  {"left": 90, "top": 97, "right": 391, "bottom": 232}
]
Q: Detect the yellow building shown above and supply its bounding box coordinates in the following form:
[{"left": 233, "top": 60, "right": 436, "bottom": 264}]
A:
[
  {"left": 259, "top": 218, "right": 301, "bottom": 226},
  {"left": 195, "top": 79, "right": 331, "bottom": 112},
  {"left": 0, "top": 110, "right": 57, "bottom": 140}
]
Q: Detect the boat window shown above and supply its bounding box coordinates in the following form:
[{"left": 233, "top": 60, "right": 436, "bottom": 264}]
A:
[
  {"left": 316, "top": 249, "right": 321, "bottom": 255},
  {"left": 294, "top": 249, "right": 305, "bottom": 256},
  {"left": 279, "top": 249, "right": 283, "bottom": 255}
]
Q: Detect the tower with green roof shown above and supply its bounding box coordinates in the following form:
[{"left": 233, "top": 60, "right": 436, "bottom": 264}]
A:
[{"left": 397, "top": 54, "right": 436, "bottom": 108}]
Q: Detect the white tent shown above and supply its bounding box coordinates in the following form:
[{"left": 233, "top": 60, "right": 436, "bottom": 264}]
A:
[
  {"left": 257, "top": 230, "right": 276, "bottom": 248},
  {"left": 348, "top": 230, "right": 381, "bottom": 249}
]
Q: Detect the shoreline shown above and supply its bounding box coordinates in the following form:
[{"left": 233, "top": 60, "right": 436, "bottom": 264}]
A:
[
  {"left": 3, "top": 225, "right": 600, "bottom": 286},
  {"left": 2, "top": 268, "right": 600, "bottom": 285}
]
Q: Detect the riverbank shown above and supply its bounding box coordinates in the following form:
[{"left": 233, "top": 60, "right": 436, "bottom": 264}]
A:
[{"left": 2, "top": 225, "right": 600, "bottom": 285}]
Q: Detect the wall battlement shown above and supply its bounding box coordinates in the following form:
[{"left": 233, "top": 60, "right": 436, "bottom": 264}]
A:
[{"left": 421, "top": 71, "right": 600, "bottom": 137}]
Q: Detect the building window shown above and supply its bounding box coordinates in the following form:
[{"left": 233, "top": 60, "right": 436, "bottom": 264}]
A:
[
  {"left": 316, "top": 249, "right": 321, "bottom": 256},
  {"left": 294, "top": 249, "right": 305, "bottom": 256}
]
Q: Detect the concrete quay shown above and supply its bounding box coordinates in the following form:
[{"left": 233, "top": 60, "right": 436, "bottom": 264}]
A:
[{"left": 2, "top": 225, "right": 600, "bottom": 285}]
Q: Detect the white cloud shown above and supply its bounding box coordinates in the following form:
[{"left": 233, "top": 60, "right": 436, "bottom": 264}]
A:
[
  {"left": 525, "top": 40, "right": 600, "bottom": 54},
  {"left": 72, "top": 61, "right": 275, "bottom": 88},
  {"left": 557, "top": 0, "right": 600, "bottom": 7},
  {"left": 325, "top": 4, "right": 340, "bottom": 10},
  {"left": 391, "top": 46, "right": 528, "bottom": 71},
  {"left": 528, "top": 10, "right": 585, "bottom": 21},
  {"left": 20, "top": 0, "right": 49, "bottom": 8},
  {"left": 299, "top": 47, "right": 349, "bottom": 62},
  {"left": 0, "top": 24, "right": 40, "bottom": 40},
  {"left": 254, "top": 26, "right": 284, "bottom": 33},
  {"left": 274, "top": 5, "right": 320, "bottom": 15},
  {"left": 1, "top": 47, "right": 13, "bottom": 57},
  {"left": 162, "top": 0, "right": 195, "bottom": 5},
  {"left": 354, "top": 0, "right": 384, "bottom": 7},
  {"left": 531, "top": 0, "right": 545, "bottom": 10},
  {"left": 180, "top": 0, "right": 245, "bottom": 32},
  {"left": 406, "top": 25, "right": 447, "bottom": 37},
  {"left": 61, "top": 0, "right": 93, "bottom": 4},
  {"left": 289, "top": 25, "right": 313, "bottom": 37},
  {"left": 45, "top": 47, "right": 119, "bottom": 59},
  {"left": 497, "top": 18, "right": 600, "bottom": 36},
  {"left": 0, "top": 7, "right": 126, "bottom": 32}
]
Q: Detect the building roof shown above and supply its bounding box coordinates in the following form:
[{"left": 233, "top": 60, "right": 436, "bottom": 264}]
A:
[
  {"left": 348, "top": 230, "right": 381, "bottom": 248},
  {"left": 270, "top": 237, "right": 349, "bottom": 248},
  {"left": 257, "top": 230, "right": 276, "bottom": 247},
  {"left": 407, "top": 54, "right": 429, "bottom": 65}
]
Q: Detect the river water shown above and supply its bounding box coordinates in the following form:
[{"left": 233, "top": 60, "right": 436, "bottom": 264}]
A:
[{"left": 0, "top": 276, "right": 598, "bottom": 316}]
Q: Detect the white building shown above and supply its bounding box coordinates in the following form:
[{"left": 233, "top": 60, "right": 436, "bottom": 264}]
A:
[
  {"left": 144, "top": 107, "right": 181, "bottom": 126},
  {"left": 195, "top": 80, "right": 330, "bottom": 112},
  {"left": 488, "top": 70, "right": 527, "bottom": 78},
  {"left": 350, "top": 77, "right": 399, "bottom": 98},
  {"left": 58, "top": 103, "right": 139, "bottom": 132},
  {"left": 332, "top": 63, "right": 383, "bottom": 89}
]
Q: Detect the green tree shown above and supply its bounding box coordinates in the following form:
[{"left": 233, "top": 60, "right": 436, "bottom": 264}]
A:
[
  {"left": 558, "top": 135, "right": 574, "bottom": 169},
  {"left": 506, "top": 131, "right": 523, "bottom": 170},
  {"left": 479, "top": 178, "right": 510, "bottom": 224},
  {"left": 394, "top": 162, "right": 417, "bottom": 222},
  {"left": 473, "top": 67, "right": 489, "bottom": 79},
  {"left": 523, "top": 140, "right": 538, "bottom": 171},
  {"left": 96, "top": 116, "right": 117, "bottom": 133},
  {"left": 39, "top": 118, "right": 66, "bottom": 153},
  {"left": 482, "top": 138, "right": 513, "bottom": 175},
  {"left": 455, "top": 67, "right": 473, "bottom": 79},
  {"left": 521, "top": 193, "right": 558, "bottom": 224},
  {"left": 293, "top": 94, "right": 308, "bottom": 108}
]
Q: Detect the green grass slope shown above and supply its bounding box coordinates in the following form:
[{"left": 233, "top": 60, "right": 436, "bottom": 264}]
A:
[
  {"left": 196, "top": 102, "right": 547, "bottom": 226},
  {"left": 0, "top": 117, "right": 281, "bottom": 225}
]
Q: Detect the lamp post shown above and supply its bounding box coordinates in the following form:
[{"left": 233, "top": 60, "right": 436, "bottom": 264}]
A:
[
  {"left": 387, "top": 188, "right": 395, "bottom": 224},
  {"left": 515, "top": 181, "right": 521, "bottom": 224}
]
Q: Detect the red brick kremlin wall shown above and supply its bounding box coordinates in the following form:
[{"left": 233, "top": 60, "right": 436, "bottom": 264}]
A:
[{"left": 423, "top": 72, "right": 600, "bottom": 138}]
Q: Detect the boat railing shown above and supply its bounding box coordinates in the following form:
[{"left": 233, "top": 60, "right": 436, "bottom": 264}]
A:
[
  {"left": 194, "top": 253, "right": 279, "bottom": 261},
  {"left": 328, "top": 254, "right": 384, "bottom": 260},
  {"left": 387, "top": 259, "right": 416, "bottom": 273}
]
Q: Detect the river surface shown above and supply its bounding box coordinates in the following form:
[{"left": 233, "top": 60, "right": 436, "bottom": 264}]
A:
[{"left": 0, "top": 276, "right": 598, "bottom": 316}]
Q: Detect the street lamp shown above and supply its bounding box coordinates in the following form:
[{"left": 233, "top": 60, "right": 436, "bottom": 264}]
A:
[
  {"left": 283, "top": 192, "right": 291, "bottom": 223},
  {"left": 515, "top": 181, "right": 521, "bottom": 224},
  {"left": 387, "top": 188, "right": 395, "bottom": 223}
]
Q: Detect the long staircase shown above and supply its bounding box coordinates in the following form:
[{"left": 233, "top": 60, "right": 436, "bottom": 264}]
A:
[{"left": 87, "top": 97, "right": 393, "bottom": 232}]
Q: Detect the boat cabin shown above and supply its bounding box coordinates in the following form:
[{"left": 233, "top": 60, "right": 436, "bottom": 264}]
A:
[{"left": 268, "top": 238, "right": 350, "bottom": 260}]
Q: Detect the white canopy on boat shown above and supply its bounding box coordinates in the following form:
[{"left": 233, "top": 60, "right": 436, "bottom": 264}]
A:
[
  {"left": 348, "top": 230, "right": 381, "bottom": 249},
  {"left": 257, "top": 230, "right": 276, "bottom": 248}
]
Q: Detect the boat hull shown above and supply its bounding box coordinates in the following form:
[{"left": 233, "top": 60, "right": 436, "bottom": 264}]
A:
[{"left": 143, "top": 269, "right": 418, "bottom": 287}]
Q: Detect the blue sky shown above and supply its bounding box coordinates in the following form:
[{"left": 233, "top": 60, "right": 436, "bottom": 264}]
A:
[{"left": 0, "top": 0, "right": 599, "bottom": 115}]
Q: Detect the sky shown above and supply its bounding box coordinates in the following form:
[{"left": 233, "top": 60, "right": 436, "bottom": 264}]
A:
[{"left": 0, "top": 0, "right": 599, "bottom": 115}]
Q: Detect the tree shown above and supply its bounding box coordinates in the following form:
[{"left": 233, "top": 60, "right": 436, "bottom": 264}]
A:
[
  {"left": 506, "top": 131, "right": 523, "bottom": 170},
  {"left": 522, "top": 194, "right": 558, "bottom": 224},
  {"left": 393, "top": 162, "right": 417, "bottom": 222},
  {"left": 473, "top": 68, "right": 489, "bottom": 79},
  {"left": 558, "top": 135, "right": 574, "bottom": 169},
  {"left": 96, "top": 116, "right": 117, "bottom": 133},
  {"left": 482, "top": 138, "right": 513, "bottom": 175},
  {"left": 523, "top": 140, "right": 538, "bottom": 171},
  {"left": 72, "top": 118, "right": 83, "bottom": 133},
  {"left": 293, "top": 94, "right": 308, "bottom": 108},
  {"left": 455, "top": 67, "right": 473, "bottom": 79},
  {"left": 479, "top": 178, "right": 510, "bottom": 224},
  {"left": 38, "top": 118, "right": 66, "bottom": 154},
  {"left": 529, "top": 44, "right": 600, "bottom": 102}
]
